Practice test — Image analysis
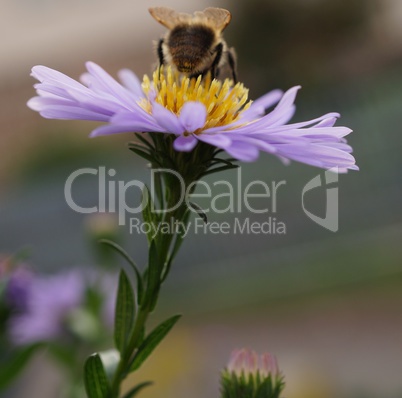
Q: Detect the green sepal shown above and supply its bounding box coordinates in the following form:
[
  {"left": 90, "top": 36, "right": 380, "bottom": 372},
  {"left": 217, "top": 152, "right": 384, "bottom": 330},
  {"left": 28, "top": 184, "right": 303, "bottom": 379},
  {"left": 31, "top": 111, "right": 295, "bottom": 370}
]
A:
[
  {"left": 255, "top": 376, "right": 273, "bottom": 398},
  {"left": 122, "top": 381, "right": 153, "bottom": 398},
  {"left": 114, "top": 270, "right": 135, "bottom": 352},
  {"left": 133, "top": 133, "right": 154, "bottom": 150},
  {"left": 209, "top": 157, "right": 237, "bottom": 166},
  {"left": 128, "top": 145, "right": 159, "bottom": 165},
  {"left": 129, "top": 314, "right": 181, "bottom": 372},
  {"left": 0, "top": 343, "right": 43, "bottom": 390},
  {"left": 272, "top": 375, "right": 285, "bottom": 398},
  {"left": 188, "top": 201, "right": 208, "bottom": 224},
  {"left": 201, "top": 164, "right": 239, "bottom": 178},
  {"left": 84, "top": 353, "right": 110, "bottom": 398},
  {"left": 220, "top": 371, "right": 285, "bottom": 398},
  {"left": 99, "top": 240, "right": 144, "bottom": 305}
]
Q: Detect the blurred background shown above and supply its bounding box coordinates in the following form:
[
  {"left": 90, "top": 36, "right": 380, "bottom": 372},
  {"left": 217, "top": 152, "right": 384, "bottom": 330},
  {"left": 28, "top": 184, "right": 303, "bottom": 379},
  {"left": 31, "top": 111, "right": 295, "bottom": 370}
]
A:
[{"left": 1, "top": 0, "right": 402, "bottom": 397}]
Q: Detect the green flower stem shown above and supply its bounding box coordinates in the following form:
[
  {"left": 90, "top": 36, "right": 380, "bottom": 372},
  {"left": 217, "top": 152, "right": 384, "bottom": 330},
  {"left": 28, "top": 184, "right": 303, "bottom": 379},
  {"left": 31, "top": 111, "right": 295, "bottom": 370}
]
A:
[
  {"left": 110, "top": 305, "right": 150, "bottom": 397},
  {"left": 101, "top": 135, "right": 232, "bottom": 398},
  {"left": 108, "top": 179, "right": 190, "bottom": 398}
]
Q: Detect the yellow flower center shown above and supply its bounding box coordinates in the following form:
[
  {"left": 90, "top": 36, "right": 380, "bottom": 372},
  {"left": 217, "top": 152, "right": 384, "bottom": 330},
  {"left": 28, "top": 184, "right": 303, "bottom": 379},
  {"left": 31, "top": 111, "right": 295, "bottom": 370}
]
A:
[{"left": 139, "top": 66, "right": 251, "bottom": 133}]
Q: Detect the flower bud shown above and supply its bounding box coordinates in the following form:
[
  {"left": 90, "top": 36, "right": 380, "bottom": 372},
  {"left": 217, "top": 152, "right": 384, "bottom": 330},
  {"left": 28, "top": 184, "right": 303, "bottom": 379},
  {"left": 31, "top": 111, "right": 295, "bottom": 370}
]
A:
[{"left": 221, "top": 349, "right": 285, "bottom": 398}]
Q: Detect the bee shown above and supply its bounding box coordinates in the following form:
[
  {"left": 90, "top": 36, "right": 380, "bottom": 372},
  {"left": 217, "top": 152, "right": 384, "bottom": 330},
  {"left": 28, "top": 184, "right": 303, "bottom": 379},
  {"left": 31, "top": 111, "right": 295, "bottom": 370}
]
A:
[{"left": 149, "top": 6, "right": 237, "bottom": 83}]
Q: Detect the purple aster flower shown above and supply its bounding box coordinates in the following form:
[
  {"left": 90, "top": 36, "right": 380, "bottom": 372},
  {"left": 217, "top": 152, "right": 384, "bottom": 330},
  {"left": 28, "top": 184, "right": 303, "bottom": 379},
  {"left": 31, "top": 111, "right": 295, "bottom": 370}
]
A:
[
  {"left": 9, "top": 270, "right": 85, "bottom": 345},
  {"left": 8, "top": 269, "right": 117, "bottom": 345},
  {"left": 27, "top": 62, "right": 358, "bottom": 172}
]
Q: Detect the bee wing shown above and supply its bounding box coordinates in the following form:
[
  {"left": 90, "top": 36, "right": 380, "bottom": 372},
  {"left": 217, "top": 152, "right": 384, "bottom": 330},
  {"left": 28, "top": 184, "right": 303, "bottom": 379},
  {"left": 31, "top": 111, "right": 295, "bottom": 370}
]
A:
[
  {"left": 149, "top": 7, "right": 192, "bottom": 29},
  {"left": 200, "top": 8, "right": 232, "bottom": 32}
]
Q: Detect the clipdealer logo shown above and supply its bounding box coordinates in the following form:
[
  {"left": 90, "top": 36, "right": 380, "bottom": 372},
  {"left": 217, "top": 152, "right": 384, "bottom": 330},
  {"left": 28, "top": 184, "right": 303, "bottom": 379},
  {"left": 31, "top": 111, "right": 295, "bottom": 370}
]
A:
[
  {"left": 302, "top": 167, "right": 339, "bottom": 232},
  {"left": 129, "top": 216, "right": 287, "bottom": 239},
  {"left": 64, "top": 166, "right": 340, "bottom": 233}
]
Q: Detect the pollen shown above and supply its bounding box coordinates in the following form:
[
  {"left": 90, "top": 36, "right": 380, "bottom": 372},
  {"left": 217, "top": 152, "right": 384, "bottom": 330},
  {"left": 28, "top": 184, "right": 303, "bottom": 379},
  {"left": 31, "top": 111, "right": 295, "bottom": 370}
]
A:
[{"left": 139, "top": 66, "right": 251, "bottom": 132}]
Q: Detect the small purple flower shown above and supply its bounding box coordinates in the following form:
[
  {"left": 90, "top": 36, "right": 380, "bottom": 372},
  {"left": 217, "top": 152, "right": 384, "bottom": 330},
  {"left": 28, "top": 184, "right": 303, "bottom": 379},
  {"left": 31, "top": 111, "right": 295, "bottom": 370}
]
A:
[
  {"left": 9, "top": 271, "right": 85, "bottom": 345},
  {"left": 8, "top": 269, "right": 118, "bottom": 345},
  {"left": 28, "top": 62, "right": 358, "bottom": 172}
]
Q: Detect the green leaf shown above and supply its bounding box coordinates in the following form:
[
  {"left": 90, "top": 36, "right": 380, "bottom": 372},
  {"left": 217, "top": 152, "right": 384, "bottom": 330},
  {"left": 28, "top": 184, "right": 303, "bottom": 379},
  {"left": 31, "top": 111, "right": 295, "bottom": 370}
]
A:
[
  {"left": 0, "top": 343, "right": 43, "bottom": 390},
  {"left": 84, "top": 354, "right": 110, "bottom": 398},
  {"left": 122, "top": 381, "right": 153, "bottom": 398},
  {"left": 100, "top": 240, "right": 144, "bottom": 305},
  {"left": 129, "top": 314, "right": 181, "bottom": 371},
  {"left": 114, "top": 270, "right": 135, "bottom": 352}
]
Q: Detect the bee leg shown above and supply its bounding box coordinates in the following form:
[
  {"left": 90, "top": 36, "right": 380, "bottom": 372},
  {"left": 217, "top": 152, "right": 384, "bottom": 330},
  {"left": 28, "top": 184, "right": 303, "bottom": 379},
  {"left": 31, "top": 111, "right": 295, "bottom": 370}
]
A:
[
  {"left": 157, "top": 38, "right": 165, "bottom": 67},
  {"left": 211, "top": 43, "right": 223, "bottom": 80},
  {"left": 156, "top": 38, "right": 166, "bottom": 80},
  {"left": 228, "top": 48, "right": 238, "bottom": 84}
]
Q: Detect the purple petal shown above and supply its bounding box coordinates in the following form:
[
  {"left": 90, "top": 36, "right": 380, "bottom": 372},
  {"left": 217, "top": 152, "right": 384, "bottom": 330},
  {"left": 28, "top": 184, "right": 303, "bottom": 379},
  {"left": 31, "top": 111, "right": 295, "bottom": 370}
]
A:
[
  {"left": 197, "top": 133, "right": 232, "bottom": 147},
  {"left": 40, "top": 105, "right": 110, "bottom": 121},
  {"left": 91, "top": 109, "right": 163, "bottom": 136},
  {"left": 275, "top": 86, "right": 301, "bottom": 110},
  {"left": 241, "top": 89, "right": 283, "bottom": 120},
  {"left": 90, "top": 124, "right": 138, "bottom": 137},
  {"left": 151, "top": 102, "right": 184, "bottom": 134},
  {"left": 118, "top": 69, "right": 144, "bottom": 97},
  {"left": 315, "top": 117, "right": 338, "bottom": 128},
  {"left": 264, "top": 112, "right": 341, "bottom": 132},
  {"left": 258, "top": 86, "right": 301, "bottom": 127},
  {"left": 32, "top": 73, "right": 91, "bottom": 103},
  {"left": 224, "top": 87, "right": 301, "bottom": 135},
  {"left": 65, "top": 87, "right": 125, "bottom": 114},
  {"left": 269, "top": 105, "right": 296, "bottom": 126},
  {"left": 173, "top": 135, "right": 198, "bottom": 151},
  {"left": 179, "top": 102, "right": 207, "bottom": 132},
  {"left": 85, "top": 62, "right": 137, "bottom": 108},
  {"left": 34, "top": 83, "right": 73, "bottom": 100},
  {"left": 222, "top": 140, "right": 260, "bottom": 162},
  {"left": 324, "top": 141, "right": 354, "bottom": 153},
  {"left": 275, "top": 143, "right": 357, "bottom": 167},
  {"left": 229, "top": 135, "right": 278, "bottom": 153},
  {"left": 111, "top": 109, "right": 162, "bottom": 131},
  {"left": 27, "top": 96, "right": 75, "bottom": 111},
  {"left": 268, "top": 126, "right": 352, "bottom": 139},
  {"left": 31, "top": 66, "right": 85, "bottom": 90}
]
